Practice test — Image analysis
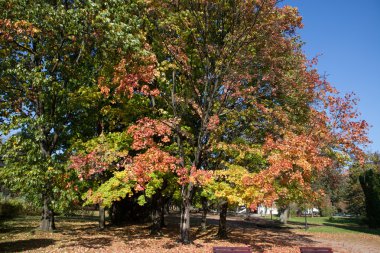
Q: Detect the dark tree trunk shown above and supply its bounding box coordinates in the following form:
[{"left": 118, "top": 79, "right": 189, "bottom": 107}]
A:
[
  {"left": 180, "top": 183, "right": 192, "bottom": 244},
  {"left": 40, "top": 196, "right": 55, "bottom": 231},
  {"left": 160, "top": 199, "right": 166, "bottom": 228},
  {"left": 151, "top": 208, "right": 162, "bottom": 235},
  {"left": 280, "top": 206, "right": 290, "bottom": 224},
  {"left": 99, "top": 205, "right": 105, "bottom": 230},
  {"left": 151, "top": 196, "right": 163, "bottom": 235},
  {"left": 165, "top": 199, "right": 170, "bottom": 214},
  {"left": 217, "top": 201, "right": 228, "bottom": 238},
  {"left": 245, "top": 205, "right": 250, "bottom": 220},
  {"left": 201, "top": 197, "right": 208, "bottom": 231},
  {"left": 304, "top": 212, "right": 309, "bottom": 230},
  {"left": 110, "top": 202, "right": 122, "bottom": 225}
]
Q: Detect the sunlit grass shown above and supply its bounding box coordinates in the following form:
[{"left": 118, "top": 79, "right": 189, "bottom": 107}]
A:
[{"left": 264, "top": 215, "right": 380, "bottom": 235}]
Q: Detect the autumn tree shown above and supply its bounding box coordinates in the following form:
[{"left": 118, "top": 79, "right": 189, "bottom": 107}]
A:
[
  {"left": 0, "top": 0, "right": 152, "bottom": 231},
  {"left": 144, "top": 0, "right": 369, "bottom": 242},
  {"left": 144, "top": 0, "right": 317, "bottom": 242},
  {"left": 0, "top": 0, "right": 369, "bottom": 242}
]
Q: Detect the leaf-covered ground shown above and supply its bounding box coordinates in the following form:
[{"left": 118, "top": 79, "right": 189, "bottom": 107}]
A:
[{"left": 1, "top": 214, "right": 379, "bottom": 253}]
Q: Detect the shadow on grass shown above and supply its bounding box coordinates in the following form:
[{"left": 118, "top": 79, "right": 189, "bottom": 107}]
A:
[
  {"left": 280, "top": 216, "right": 380, "bottom": 236},
  {"left": 321, "top": 222, "right": 380, "bottom": 236},
  {"left": 0, "top": 218, "right": 37, "bottom": 235},
  {"left": 0, "top": 239, "right": 55, "bottom": 252}
]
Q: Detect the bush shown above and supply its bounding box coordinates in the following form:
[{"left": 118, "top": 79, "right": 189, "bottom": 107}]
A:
[
  {"left": 0, "top": 198, "right": 23, "bottom": 218},
  {"left": 0, "top": 197, "right": 39, "bottom": 218}
]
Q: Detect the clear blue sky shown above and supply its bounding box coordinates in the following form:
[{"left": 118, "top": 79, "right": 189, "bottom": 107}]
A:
[{"left": 283, "top": 0, "right": 380, "bottom": 152}]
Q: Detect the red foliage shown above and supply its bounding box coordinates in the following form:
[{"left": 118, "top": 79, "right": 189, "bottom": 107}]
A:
[
  {"left": 98, "top": 44, "right": 158, "bottom": 98},
  {"left": 127, "top": 117, "right": 173, "bottom": 150},
  {"left": 70, "top": 151, "right": 110, "bottom": 180}
]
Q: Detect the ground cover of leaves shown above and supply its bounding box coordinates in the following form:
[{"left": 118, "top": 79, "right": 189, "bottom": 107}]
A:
[{"left": 1, "top": 214, "right": 379, "bottom": 253}]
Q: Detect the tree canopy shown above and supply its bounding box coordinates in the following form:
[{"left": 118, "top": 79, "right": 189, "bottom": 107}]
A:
[{"left": 0, "top": 0, "right": 370, "bottom": 242}]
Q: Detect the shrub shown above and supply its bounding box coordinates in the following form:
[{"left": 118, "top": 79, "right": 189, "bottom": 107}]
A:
[{"left": 0, "top": 197, "right": 39, "bottom": 218}]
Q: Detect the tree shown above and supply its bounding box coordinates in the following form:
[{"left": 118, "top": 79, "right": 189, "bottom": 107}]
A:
[
  {"left": 144, "top": 0, "right": 309, "bottom": 243},
  {"left": 140, "top": 0, "right": 369, "bottom": 242},
  {"left": 359, "top": 153, "right": 380, "bottom": 228},
  {"left": 346, "top": 165, "right": 366, "bottom": 216},
  {"left": 1, "top": 0, "right": 369, "bottom": 242},
  {"left": 0, "top": 0, "right": 152, "bottom": 231}
]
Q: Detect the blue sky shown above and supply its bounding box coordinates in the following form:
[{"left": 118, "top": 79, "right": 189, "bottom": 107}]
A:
[{"left": 283, "top": 0, "right": 380, "bottom": 152}]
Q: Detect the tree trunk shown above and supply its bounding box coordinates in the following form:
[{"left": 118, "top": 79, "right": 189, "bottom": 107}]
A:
[
  {"left": 40, "top": 196, "right": 55, "bottom": 231},
  {"left": 245, "top": 205, "right": 250, "bottom": 220},
  {"left": 304, "top": 212, "right": 309, "bottom": 230},
  {"left": 151, "top": 196, "right": 163, "bottom": 235},
  {"left": 180, "top": 183, "right": 192, "bottom": 244},
  {"left": 280, "top": 206, "right": 290, "bottom": 224},
  {"left": 151, "top": 208, "right": 162, "bottom": 235},
  {"left": 110, "top": 202, "right": 121, "bottom": 225},
  {"left": 99, "top": 205, "right": 105, "bottom": 230},
  {"left": 217, "top": 201, "right": 228, "bottom": 238},
  {"left": 160, "top": 198, "right": 166, "bottom": 228},
  {"left": 201, "top": 197, "right": 208, "bottom": 231}
]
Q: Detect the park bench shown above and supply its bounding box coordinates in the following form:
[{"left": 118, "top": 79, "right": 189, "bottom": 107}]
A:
[
  {"left": 213, "top": 247, "right": 251, "bottom": 253},
  {"left": 300, "top": 247, "right": 333, "bottom": 253}
]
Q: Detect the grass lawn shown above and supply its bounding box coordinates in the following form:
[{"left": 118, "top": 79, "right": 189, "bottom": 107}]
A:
[{"left": 265, "top": 216, "right": 380, "bottom": 235}]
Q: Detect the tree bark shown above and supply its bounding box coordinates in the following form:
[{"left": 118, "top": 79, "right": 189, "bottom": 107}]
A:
[
  {"left": 280, "top": 206, "right": 290, "bottom": 224},
  {"left": 245, "top": 205, "right": 250, "bottom": 220},
  {"left": 99, "top": 205, "right": 105, "bottom": 230},
  {"left": 217, "top": 201, "right": 228, "bottom": 238},
  {"left": 151, "top": 208, "right": 162, "bottom": 235},
  {"left": 40, "top": 196, "right": 55, "bottom": 231},
  {"left": 201, "top": 196, "right": 208, "bottom": 231},
  {"left": 304, "top": 212, "right": 309, "bottom": 230},
  {"left": 180, "top": 183, "right": 192, "bottom": 244},
  {"left": 160, "top": 199, "right": 166, "bottom": 228},
  {"left": 151, "top": 196, "right": 163, "bottom": 235}
]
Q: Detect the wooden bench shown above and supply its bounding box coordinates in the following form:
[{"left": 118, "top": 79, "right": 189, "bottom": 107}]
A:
[
  {"left": 300, "top": 247, "right": 333, "bottom": 253},
  {"left": 213, "top": 247, "right": 251, "bottom": 253}
]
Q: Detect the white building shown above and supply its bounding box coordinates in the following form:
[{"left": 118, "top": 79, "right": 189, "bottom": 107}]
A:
[{"left": 257, "top": 204, "right": 278, "bottom": 215}]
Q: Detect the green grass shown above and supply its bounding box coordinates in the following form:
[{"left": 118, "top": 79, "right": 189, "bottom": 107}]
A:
[{"left": 264, "top": 216, "right": 380, "bottom": 235}]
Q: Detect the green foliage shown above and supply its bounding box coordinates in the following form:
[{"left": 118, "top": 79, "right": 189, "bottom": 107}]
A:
[
  {"left": 0, "top": 0, "right": 150, "bottom": 212},
  {"left": 84, "top": 170, "right": 135, "bottom": 208},
  {"left": 345, "top": 165, "right": 366, "bottom": 216},
  {"left": 0, "top": 198, "right": 24, "bottom": 218},
  {"left": 360, "top": 168, "right": 380, "bottom": 228},
  {"left": 0, "top": 197, "right": 39, "bottom": 218},
  {"left": 319, "top": 199, "right": 336, "bottom": 218}
]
